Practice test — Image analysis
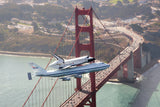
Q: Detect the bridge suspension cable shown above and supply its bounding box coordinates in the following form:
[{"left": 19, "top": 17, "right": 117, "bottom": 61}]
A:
[
  {"left": 22, "top": 10, "right": 74, "bottom": 107},
  {"left": 41, "top": 9, "right": 93, "bottom": 106},
  {"left": 41, "top": 78, "right": 59, "bottom": 107},
  {"left": 93, "top": 9, "right": 124, "bottom": 49},
  {"left": 79, "top": 9, "right": 122, "bottom": 63},
  {"left": 23, "top": 8, "right": 92, "bottom": 107},
  {"left": 92, "top": 9, "right": 134, "bottom": 62}
]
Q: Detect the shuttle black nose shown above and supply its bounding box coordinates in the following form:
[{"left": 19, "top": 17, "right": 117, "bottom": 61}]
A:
[{"left": 88, "top": 57, "right": 95, "bottom": 62}]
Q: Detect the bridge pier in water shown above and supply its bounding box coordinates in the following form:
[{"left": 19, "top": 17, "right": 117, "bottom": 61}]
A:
[
  {"left": 117, "top": 52, "right": 134, "bottom": 82},
  {"left": 127, "top": 52, "right": 134, "bottom": 82},
  {"left": 117, "top": 65, "right": 123, "bottom": 80},
  {"left": 118, "top": 43, "right": 143, "bottom": 82}
]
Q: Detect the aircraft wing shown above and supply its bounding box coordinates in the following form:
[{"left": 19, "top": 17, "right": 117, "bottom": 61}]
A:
[
  {"left": 72, "top": 74, "right": 82, "bottom": 78},
  {"left": 60, "top": 77, "right": 71, "bottom": 81},
  {"left": 59, "top": 74, "right": 82, "bottom": 81}
]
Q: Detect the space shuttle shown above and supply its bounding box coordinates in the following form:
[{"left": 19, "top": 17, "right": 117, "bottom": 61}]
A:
[{"left": 49, "top": 54, "right": 95, "bottom": 69}]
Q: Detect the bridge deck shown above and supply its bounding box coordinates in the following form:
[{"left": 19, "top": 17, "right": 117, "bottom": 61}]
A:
[{"left": 61, "top": 27, "right": 143, "bottom": 107}]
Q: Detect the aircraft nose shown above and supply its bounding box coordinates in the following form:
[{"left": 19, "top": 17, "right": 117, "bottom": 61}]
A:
[{"left": 88, "top": 57, "right": 95, "bottom": 62}]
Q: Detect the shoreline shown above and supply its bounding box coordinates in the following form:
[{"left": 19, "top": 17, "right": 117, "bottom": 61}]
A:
[{"left": 0, "top": 51, "right": 52, "bottom": 57}]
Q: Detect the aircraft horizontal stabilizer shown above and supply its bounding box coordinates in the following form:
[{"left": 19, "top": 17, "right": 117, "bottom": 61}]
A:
[{"left": 28, "top": 72, "right": 32, "bottom": 80}]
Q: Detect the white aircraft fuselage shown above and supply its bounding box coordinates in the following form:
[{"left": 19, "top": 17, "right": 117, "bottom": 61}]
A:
[
  {"left": 37, "top": 62, "right": 109, "bottom": 77},
  {"left": 49, "top": 55, "right": 95, "bottom": 69},
  {"left": 28, "top": 62, "right": 110, "bottom": 81}
]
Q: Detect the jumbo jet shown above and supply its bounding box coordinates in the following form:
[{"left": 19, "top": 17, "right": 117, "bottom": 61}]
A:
[
  {"left": 28, "top": 62, "right": 110, "bottom": 81},
  {"left": 49, "top": 54, "right": 95, "bottom": 69}
]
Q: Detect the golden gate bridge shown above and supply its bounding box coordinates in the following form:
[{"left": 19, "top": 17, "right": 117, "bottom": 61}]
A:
[{"left": 22, "top": 6, "right": 144, "bottom": 107}]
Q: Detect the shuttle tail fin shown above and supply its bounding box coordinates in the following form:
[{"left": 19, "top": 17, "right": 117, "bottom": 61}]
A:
[{"left": 53, "top": 54, "right": 64, "bottom": 63}]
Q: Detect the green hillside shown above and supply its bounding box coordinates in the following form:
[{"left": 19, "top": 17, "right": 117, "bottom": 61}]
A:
[{"left": 109, "top": 0, "right": 133, "bottom": 4}]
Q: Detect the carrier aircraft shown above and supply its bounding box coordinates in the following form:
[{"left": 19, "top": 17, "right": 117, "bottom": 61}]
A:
[{"left": 28, "top": 55, "right": 110, "bottom": 81}]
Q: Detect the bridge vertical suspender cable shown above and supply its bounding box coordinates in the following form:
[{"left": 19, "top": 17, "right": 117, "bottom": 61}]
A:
[
  {"left": 40, "top": 8, "right": 92, "bottom": 107},
  {"left": 40, "top": 11, "right": 74, "bottom": 106},
  {"left": 40, "top": 11, "right": 75, "bottom": 107},
  {"left": 92, "top": 9, "right": 131, "bottom": 64},
  {"left": 22, "top": 11, "right": 74, "bottom": 107},
  {"left": 41, "top": 78, "right": 59, "bottom": 107},
  {"left": 93, "top": 9, "right": 134, "bottom": 59},
  {"left": 93, "top": 10, "right": 123, "bottom": 49}
]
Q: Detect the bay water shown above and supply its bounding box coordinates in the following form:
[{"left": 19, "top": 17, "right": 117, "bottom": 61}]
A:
[{"left": 0, "top": 54, "right": 139, "bottom": 107}]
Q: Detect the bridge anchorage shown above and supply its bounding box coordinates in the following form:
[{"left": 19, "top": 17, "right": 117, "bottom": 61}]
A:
[{"left": 23, "top": 6, "right": 147, "bottom": 107}]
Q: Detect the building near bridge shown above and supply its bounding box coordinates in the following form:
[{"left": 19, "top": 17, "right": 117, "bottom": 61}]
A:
[
  {"left": 8, "top": 18, "right": 34, "bottom": 34},
  {"left": 16, "top": 23, "right": 34, "bottom": 34}
]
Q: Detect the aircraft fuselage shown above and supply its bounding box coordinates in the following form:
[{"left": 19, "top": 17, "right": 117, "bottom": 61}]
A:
[{"left": 36, "top": 62, "right": 109, "bottom": 77}]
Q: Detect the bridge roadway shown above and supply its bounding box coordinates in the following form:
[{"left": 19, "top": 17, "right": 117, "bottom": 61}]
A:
[{"left": 60, "top": 27, "right": 144, "bottom": 107}]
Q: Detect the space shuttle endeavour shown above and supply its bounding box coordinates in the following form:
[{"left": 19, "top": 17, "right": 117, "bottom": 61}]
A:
[{"left": 49, "top": 54, "right": 95, "bottom": 69}]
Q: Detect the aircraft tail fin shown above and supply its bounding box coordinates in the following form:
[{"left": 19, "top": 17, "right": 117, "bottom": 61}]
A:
[
  {"left": 29, "top": 62, "right": 46, "bottom": 73},
  {"left": 53, "top": 54, "right": 64, "bottom": 63}
]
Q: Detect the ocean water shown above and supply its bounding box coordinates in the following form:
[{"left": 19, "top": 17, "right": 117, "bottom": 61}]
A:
[
  {"left": 0, "top": 55, "right": 49, "bottom": 107},
  {"left": 96, "top": 82, "right": 138, "bottom": 107},
  {"left": 0, "top": 54, "right": 156, "bottom": 107}
]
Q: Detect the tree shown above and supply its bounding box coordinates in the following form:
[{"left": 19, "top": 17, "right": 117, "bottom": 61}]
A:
[
  {"left": 123, "top": 0, "right": 129, "bottom": 4},
  {"left": 116, "top": 1, "right": 123, "bottom": 7},
  {"left": 34, "top": 5, "right": 73, "bottom": 21},
  {"left": 133, "top": 0, "right": 138, "bottom": 3},
  {"left": 0, "top": 33, "right": 5, "bottom": 41},
  {"left": 130, "top": 24, "right": 143, "bottom": 33},
  {"left": 32, "top": 22, "right": 39, "bottom": 32},
  {"left": 34, "top": 0, "right": 48, "bottom": 3},
  {"left": 156, "top": 10, "right": 160, "bottom": 16}
]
